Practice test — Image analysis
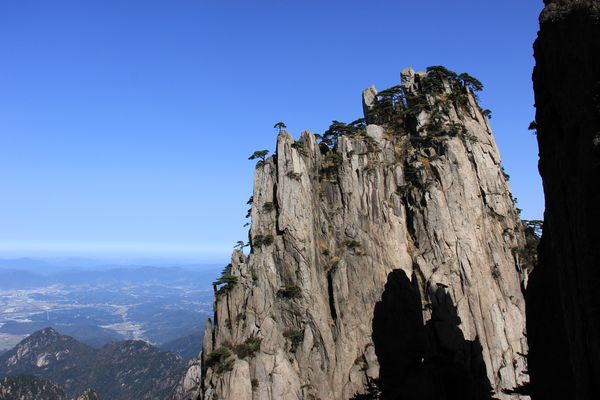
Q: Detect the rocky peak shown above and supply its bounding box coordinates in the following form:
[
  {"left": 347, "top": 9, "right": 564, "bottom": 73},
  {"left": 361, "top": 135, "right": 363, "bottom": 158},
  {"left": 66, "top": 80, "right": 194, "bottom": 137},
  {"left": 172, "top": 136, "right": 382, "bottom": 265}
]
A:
[
  {"left": 19, "top": 328, "right": 65, "bottom": 346},
  {"left": 36, "top": 327, "right": 59, "bottom": 337},
  {"left": 0, "top": 329, "right": 185, "bottom": 400},
  {"left": 198, "top": 67, "right": 529, "bottom": 399},
  {"left": 1, "top": 328, "right": 94, "bottom": 372}
]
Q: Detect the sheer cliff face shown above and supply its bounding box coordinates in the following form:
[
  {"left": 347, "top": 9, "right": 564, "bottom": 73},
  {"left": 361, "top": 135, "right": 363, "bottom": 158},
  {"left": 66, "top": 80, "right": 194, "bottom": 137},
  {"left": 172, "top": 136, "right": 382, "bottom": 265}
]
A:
[
  {"left": 528, "top": 1, "right": 600, "bottom": 399},
  {"left": 200, "top": 68, "right": 528, "bottom": 400}
]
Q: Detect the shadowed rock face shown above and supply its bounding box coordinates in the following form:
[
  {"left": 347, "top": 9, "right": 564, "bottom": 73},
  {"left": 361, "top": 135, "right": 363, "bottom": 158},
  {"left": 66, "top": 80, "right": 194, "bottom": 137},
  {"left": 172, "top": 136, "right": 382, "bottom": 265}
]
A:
[
  {"left": 527, "top": 1, "right": 600, "bottom": 399},
  {"left": 372, "top": 270, "right": 425, "bottom": 397},
  {"left": 197, "top": 68, "right": 528, "bottom": 399},
  {"left": 373, "top": 270, "right": 493, "bottom": 400}
]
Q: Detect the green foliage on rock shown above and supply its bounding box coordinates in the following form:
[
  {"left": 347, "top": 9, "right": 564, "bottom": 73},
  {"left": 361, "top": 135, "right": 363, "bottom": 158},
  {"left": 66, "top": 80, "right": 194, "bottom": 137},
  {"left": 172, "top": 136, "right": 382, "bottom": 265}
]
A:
[
  {"left": 491, "top": 264, "right": 502, "bottom": 281},
  {"left": 253, "top": 234, "right": 274, "bottom": 247},
  {"left": 248, "top": 150, "right": 270, "bottom": 167},
  {"left": 313, "top": 65, "right": 487, "bottom": 168},
  {"left": 283, "top": 329, "right": 304, "bottom": 352},
  {"left": 232, "top": 336, "right": 262, "bottom": 359},
  {"left": 291, "top": 140, "right": 308, "bottom": 156},
  {"left": 277, "top": 285, "right": 301, "bottom": 299},
  {"left": 205, "top": 347, "right": 234, "bottom": 374},
  {"left": 213, "top": 264, "right": 238, "bottom": 295},
  {"left": 273, "top": 121, "right": 287, "bottom": 132},
  {"left": 458, "top": 72, "right": 484, "bottom": 92},
  {"left": 521, "top": 219, "right": 543, "bottom": 271}
]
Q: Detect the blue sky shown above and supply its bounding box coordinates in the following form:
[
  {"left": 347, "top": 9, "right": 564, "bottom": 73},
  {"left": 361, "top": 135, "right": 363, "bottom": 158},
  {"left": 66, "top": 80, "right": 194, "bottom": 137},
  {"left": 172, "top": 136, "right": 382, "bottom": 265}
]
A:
[{"left": 0, "top": 0, "right": 544, "bottom": 263}]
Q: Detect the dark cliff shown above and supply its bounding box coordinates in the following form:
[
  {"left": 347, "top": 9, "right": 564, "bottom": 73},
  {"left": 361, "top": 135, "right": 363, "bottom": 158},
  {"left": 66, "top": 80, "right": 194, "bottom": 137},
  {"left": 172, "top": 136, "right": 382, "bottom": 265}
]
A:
[{"left": 527, "top": 1, "right": 600, "bottom": 399}]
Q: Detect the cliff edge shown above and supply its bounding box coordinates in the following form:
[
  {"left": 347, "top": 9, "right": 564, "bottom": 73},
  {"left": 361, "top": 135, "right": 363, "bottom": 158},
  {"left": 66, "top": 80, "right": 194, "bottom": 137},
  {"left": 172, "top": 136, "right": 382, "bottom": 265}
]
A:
[{"left": 199, "top": 67, "right": 529, "bottom": 399}]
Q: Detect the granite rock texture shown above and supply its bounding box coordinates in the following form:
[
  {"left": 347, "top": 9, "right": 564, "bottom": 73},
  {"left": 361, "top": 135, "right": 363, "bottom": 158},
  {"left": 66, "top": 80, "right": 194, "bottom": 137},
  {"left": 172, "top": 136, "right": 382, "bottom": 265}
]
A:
[{"left": 198, "top": 68, "right": 529, "bottom": 399}]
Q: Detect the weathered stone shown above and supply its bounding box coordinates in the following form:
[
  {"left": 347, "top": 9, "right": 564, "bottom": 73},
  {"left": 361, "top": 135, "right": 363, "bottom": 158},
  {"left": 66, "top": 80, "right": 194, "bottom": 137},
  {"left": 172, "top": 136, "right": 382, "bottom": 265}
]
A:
[
  {"left": 362, "top": 85, "right": 378, "bottom": 120},
  {"left": 198, "top": 68, "right": 528, "bottom": 399},
  {"left": 173, "top": 360, "right": 202, "bottom": 400}
]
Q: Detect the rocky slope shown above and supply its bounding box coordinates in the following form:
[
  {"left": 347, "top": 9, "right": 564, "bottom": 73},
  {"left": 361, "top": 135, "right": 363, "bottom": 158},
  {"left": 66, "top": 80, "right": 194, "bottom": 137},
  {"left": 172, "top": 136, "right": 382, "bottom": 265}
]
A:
[
  {"left": 527, "top": 1, "right": 600, "bottom": 399},
  {"left": 198, "top": 67, "right": 529, "bottom": 399},
  {"left": 0, "top": 328, "right": 185, "bottom": 400},
  {"left": 173, "top": 358, "right": 202, "bottom": 400},
  {"left": 0, "top": 328, "right": 95, "bottom": 391},
  {"left": 0, "top": 375, "right": 101, "bottom": 400},
  {"left": 0, "top": 375, "right": 66, "bottom": 400}
]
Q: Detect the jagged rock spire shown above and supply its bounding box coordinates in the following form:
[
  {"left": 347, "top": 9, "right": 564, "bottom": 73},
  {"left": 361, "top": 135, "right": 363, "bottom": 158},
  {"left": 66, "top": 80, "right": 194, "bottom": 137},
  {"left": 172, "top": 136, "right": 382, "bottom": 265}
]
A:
[{"left": 195, "top": 68, "right": 529, "bottom": 400}]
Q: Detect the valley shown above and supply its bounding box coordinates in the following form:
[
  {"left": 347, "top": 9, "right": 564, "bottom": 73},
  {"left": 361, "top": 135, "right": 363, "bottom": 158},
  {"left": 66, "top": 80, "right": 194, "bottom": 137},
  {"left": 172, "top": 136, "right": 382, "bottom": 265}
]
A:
[{"left": 0, "top": 262, "right": 219, "bottom": 357}]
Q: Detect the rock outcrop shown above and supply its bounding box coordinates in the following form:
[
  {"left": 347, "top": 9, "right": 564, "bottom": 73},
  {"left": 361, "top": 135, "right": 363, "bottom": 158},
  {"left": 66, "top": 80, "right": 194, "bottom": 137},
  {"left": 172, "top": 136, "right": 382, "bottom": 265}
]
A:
[
  {"left": 199, "top": 67, "right": 529, "bottom": 399},
  {"left": 527, "top": 1, "right": 600, "bottom": 399},
  {"left": 173, "top": 358, "right": 202, "bottom": 400}
]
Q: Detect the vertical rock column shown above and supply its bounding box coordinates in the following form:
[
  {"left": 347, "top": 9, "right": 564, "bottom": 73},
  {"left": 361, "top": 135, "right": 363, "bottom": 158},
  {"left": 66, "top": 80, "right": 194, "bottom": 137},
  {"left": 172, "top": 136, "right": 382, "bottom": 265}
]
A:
[{"left": 527, "top": 1, "right": 600, "bottom": 399}]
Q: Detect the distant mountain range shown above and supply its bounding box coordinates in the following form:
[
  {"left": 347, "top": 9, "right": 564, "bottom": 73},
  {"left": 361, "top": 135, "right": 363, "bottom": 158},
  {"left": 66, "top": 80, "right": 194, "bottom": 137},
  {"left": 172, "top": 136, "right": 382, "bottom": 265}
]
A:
[
  {"left": 0, "top": 260, "right": 213, "bottom": 357},
  {"left": 0, "top": 259, "right": 221, "bottom": 290},
  {"left": 0, "top": 328, "right": 185, "bottom": 400},
  {"left": 0, "top": 257, "right": 222, "bottom": 270}
]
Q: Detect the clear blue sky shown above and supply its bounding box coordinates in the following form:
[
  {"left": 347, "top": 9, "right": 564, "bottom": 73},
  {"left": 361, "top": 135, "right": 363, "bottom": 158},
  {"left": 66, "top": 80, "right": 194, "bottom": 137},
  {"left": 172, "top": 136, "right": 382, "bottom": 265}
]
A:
[{"left": 0, "top": 0, "right": 544, "bottom": 263}]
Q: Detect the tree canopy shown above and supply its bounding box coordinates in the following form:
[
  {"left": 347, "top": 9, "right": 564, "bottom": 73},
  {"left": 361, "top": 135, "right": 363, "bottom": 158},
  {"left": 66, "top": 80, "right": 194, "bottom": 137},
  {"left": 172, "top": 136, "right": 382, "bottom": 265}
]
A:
[
  {"left": 274, "top": 121, "right": 287, "bottom": 132},
  {"left": 248, "top": 150, "right": 269, "bottom": 162}
]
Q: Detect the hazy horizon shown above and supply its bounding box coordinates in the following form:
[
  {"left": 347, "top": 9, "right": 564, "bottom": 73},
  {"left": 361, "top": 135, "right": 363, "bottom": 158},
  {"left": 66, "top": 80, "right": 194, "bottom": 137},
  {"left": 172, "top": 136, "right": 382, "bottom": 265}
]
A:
[{"left": 0, "top": 253, "right": 228, "bottom": 268}]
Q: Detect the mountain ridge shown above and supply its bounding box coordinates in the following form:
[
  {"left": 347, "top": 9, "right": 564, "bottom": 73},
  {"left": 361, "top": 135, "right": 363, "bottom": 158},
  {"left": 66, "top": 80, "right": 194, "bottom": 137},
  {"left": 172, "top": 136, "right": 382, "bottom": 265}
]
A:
[{"left": 0, "top": 328, "right": 185, "bottom": 400}]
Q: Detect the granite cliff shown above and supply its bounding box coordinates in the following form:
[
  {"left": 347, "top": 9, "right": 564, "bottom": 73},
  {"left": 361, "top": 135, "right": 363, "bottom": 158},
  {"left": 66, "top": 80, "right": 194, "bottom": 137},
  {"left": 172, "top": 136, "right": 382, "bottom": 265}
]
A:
[
  {"left": 197, "top": 67, "right": 529, "bottom": 399},
  {"left": 527, "top": 1, "right": 600, "bottom": 399}
]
